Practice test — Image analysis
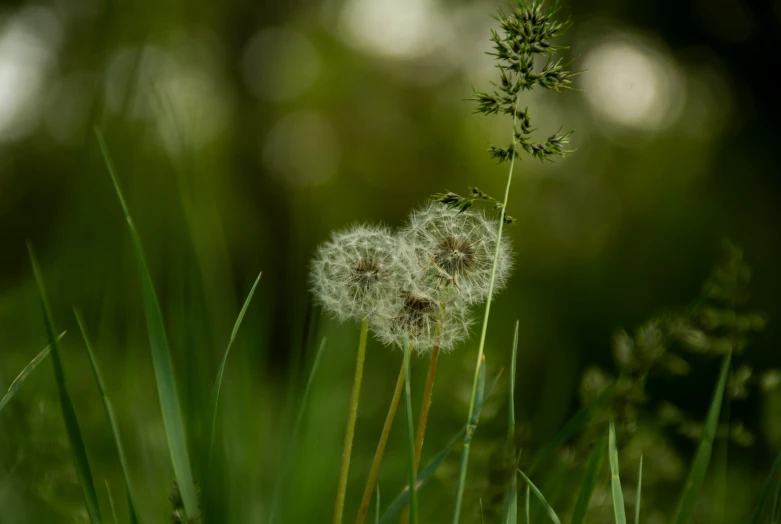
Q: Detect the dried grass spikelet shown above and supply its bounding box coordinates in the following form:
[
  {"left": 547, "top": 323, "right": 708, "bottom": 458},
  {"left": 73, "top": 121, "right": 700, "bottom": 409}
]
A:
[
  {"left": 310, "top": 224, "right": 409, "bottom": 323},
  {"left": 402, "top": 203, "right": 513, "bottom": 305}
]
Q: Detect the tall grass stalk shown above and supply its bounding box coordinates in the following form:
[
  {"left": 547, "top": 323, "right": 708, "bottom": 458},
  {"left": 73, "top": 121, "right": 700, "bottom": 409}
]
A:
[
  {"left": 28, "top": 245, "right": 102, "bottom": 524},
  {"left": 609, "top": 419, "right": 627, "bottom": 524},
  {"left": 635, "top": 454, "right": 643, "bottom": 524},
  {"left": 400, "top": 343, "right": 441, "bottom": 524},
  {"left": 504, "top": 321, "right": 520, "bottom": 524},
  {"left": 403, "top": 340, "right": 419, "bottom": 524},
  {"left": 452, "top": 93, "right": 520, "bottom": 524},
  {"left": 334, "top": 317, "right": 370, "bottom": 524},
  {"left": 269, "top": 337, "right": 327, "bottom": 523},
  {"left": 95, "top": 128, "right": 198, "bottom": 519},
  {"left": 0, "top": 332, "right": 66, "bottom": 414},
  {"left": 74, "top": 309, "right": 139, "bottom": 523},
  {"left": 356, "top": 363, "right": 405, "bottom": 524},
  {"left": 672, "top": 351, "right": 732, "bottom": 524}
]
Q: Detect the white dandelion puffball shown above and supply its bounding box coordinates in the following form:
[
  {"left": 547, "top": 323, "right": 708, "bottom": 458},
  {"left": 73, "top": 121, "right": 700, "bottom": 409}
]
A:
[
  {"left": 402, "top": 203, "right": 513, "bottom": 305},
  {"left": 310, "top": 224, "right": 411, "bottom": 322},
  {"left": 371, "top": 283, "right": 472, "bottom": 354}
]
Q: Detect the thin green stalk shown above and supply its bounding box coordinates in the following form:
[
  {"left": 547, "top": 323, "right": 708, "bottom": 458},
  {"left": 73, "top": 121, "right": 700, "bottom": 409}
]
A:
[
  {"left": 269, "top": 337, "right": 327, "bottom": 523},
  {"left": 571, "top": 434, "right": 607, "bottom": 524},
  {"left": 504, "top": 321, "right": 520, "bottom": 524},
  {"left": 375, "top": 486, "right": 380, "bottom": 524},
  {"left": 452, "top": 95, "right": 520, "bottom": 524},
  {"left": 401, "top": 342, "right": 441, "bottom": 524},
  {"left": 356, "top": 362, "right": 405, "bottom": 524},
  {"left": 517, "top": 470, "right": 561, "bottom": 524},
  {"left": 74, "top": 309, "right": 139, "bottom": 523},
  {"left": 105, "top": 480, "right": 119, "bottom": 524},
  {"left": 403, "top": 340, "right": 419, "bottom": 524},
  {"left": 609, "top": 419, "right": 627, "bottom": 524},
  {"left": 28, "top": 246, "right": 102, "bottom": 524},
  {"left": 525, "top": 485, "right": 530, "bottom": 524},
  {"left": 1, "top": 332, "right": 66, "bottom": 413},
  {"left": 635, "top": 454, "right": 643, "bottom": 524},
  {"left": 206, "top": 271, "right": 262, "bottom": 472},
  {"left": 95, "top": 128, "right": 198, "bottom": 519},
  {"left": 334, "top": 318, "right": 369, "bottom": 524}
]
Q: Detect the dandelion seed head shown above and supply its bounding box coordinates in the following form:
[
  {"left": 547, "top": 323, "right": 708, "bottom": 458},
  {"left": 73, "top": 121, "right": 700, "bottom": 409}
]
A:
[
  {"left": 371, "top": 282, "right": 472, "bottom": 355},
  {"left": 310, "top": 224, "right": 409, "bottom": 322},
  {"left": 403, "top": 203, "right": 513, "bottom": 305}
]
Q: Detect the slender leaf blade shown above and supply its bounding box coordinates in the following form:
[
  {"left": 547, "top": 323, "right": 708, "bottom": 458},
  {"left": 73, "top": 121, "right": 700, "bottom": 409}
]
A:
[
  {"left": 609, "top": 419, "right": 627, "bottom": 524},
  {"left": 635, "top": 454, "right": 643, "bottom": 524},
  {"left": 75, "top": 309, "right": 139, "bottom": 524},
  {"left": 28, "top": 245, "right": 102, "bottom": 523},
  {"left": 1, "top": 332, "right": 65, "bottom": 413},
  {"left": 206, "top": 270, "right": 262, "bottom": 470},
  {"left": 517, "top": 469, "right": 561, "bottom": 524},
  {"left": 268, "top": 338, "right": 327, "bottom": 523},
  {"left": 375, "top": 486, "right": 380, "bottom": 524},
  {"left": 748, "top": 450, "right": 781, "bottom": 524},
  {"left": 571, "top": 434, "right": 607, "bottom": 524},
  {"left": 672, "top": 352, "right": 731, "bottom": 524},
  {"left": 95, "top": 128, "right": 198, "bottom": 519},
  {"left": 503, "top": 321, "right": 520, "bottom": 524},
  {"left": 380, "top": 366, "right": 502, "bottom": 524}
]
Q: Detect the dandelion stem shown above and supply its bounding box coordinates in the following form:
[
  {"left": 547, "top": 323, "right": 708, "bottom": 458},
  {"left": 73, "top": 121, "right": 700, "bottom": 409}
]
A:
[
  {"left": 400, "top": 340, "right": 441, "bottom": 524},
  {"left": 452, "top": 93, "right": 520, "bottom": 524},
  {"left": 404, "top": 340, "right": 419, "bottom": 524},
  {"left": 334, "top": 317, "right": 369, "bottom": 524},
  {"left": 355, "top": 362, "right": 405, "bottom": 524}
]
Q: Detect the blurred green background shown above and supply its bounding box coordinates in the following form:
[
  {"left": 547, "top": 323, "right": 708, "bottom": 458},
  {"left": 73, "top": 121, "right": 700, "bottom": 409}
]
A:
[{"left": 1, "top": 0, "right": 780, "bottom": 522}]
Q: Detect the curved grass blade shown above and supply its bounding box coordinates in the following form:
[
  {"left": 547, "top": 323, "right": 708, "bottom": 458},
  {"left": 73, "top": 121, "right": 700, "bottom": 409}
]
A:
[
  {"left": 748, "top": 450, "right": 781, "bottom": 523},
  {"left": 502, "top": 321, "right": 520, "bottom": 524},
  {"left": 105, "top": 480, "right": 119, "bottom": 524},
  {"left": 206, "top": 270, "right": 262, "bottom": 471},
  {"left": 28, "top": 245, "right": 102, "bottom": 523},
  {"left": 1, "top": 332, "right": 66, "bottom": 414},
  {"left": 571, "top": 433, "right": 607, "bottom": 524},
  {"left": 528, "top": 384, "right": 617, "bottom": 475},
  {"left": 672, "top": 352, "right": 731, "bottom": 524},
  {"left": 517, "top": 469, "right": 561, "bottom": 524},
  {"left": 95, "top": 128, "right": 198, "bottom": 519},
  {"left": 380, "top": 363, "right": 501, "bottom": 524},
  {"left": 635, "top": 454, "right": 643, "bottom": 524},
  {"left": 268, "top": 337, "right": 327, "bottom": 523},
  {"left": 75, "top": 309, "right": 139, "bottom": 524},
  {"left": 609, "top": 419, "right": 627, "bottom": 524}
]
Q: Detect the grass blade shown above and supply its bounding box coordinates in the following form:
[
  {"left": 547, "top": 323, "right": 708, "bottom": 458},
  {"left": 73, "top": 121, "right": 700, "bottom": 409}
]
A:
[
  {"left": 402, "top": 341, "right": 419, "bottom": 524},
  {"left": 635, "top": 454, "right": 643, "bottom": 524},
  {"left": 517, "top": 469, "right": 561, "bottom": 524},
  {"left": 380, "top": 364, "right": 501, "bottom": 524},
  {"left": 268, "top": 337, "right": 327, "bottom": 523},
  {"left": 105, "top": 480, "right": 119, "bottom": 524},
  {"left": 1, "top": 332, "right": 66, "bottom": 413},
  {"left": 206, "top": 270, "right": 262, "bottom": 470},
  {"left": 95, "top": 127, "right": 198, "bottom": 519},
  {"left": 525, "top": 485, "right": 530, "bottom": 524},
  {"left": 571, "top": 434, "right": 607, "bottom": 524},
  {"left": 609, "top": 419, "right": 627, "bottom": 524},
  {"left": 748, "top": 450, "right": 781, "bottom": 523},
  {"left": 375, "top": 486, "right": 380, "bottom": 524},
  {"left": 28, "top": 245, "right": 102, "bottom": 523},
  {"left": 75, "top": 309, "right": 139, "bottom": 524},
  {"left": 672, "top": 352, "right": 731, "bottom": 524},
  {"left": 528, "top": 384, "right": 617, "bottom": 475},
  {"left": 503, "top": 321, "right": 520, "bottom": 524}
]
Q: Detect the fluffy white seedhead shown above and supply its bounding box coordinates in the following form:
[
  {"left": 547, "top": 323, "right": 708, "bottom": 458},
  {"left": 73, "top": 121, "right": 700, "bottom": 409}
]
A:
[
  {"left": 310, "top": 224, "right": 409, "bottom": 323},
  {"left": 402, "top": 203, "right": 513, "bottom": 305},
  {"left": 370, "top": 281, "right": 472, "bottom": 355}
]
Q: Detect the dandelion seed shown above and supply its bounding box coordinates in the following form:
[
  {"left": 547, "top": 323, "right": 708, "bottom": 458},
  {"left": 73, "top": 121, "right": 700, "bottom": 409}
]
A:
[
  {"left": 402, "top": 203, "right": 512, "bottom": 305},
  {"left": 310, "top": 224, "right": 409, "bottom": 323}
]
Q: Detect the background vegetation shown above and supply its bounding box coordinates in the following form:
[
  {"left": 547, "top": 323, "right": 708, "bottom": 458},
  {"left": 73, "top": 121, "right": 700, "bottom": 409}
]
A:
[{"left": 1, "top": 0, "right": 780, "bottom": 522}]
